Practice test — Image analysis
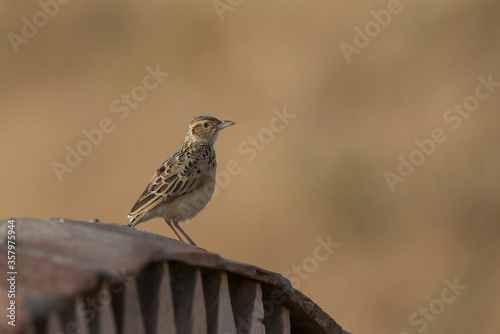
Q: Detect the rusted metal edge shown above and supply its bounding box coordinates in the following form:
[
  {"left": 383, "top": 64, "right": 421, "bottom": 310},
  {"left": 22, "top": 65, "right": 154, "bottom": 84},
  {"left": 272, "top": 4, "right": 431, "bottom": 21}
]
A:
[{"left": 0, "top": 218, "right": 346, "bottom": 334}]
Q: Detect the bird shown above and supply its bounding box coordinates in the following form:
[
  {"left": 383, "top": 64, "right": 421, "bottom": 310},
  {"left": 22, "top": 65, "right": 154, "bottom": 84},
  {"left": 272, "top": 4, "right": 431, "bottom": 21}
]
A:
[{"left": 127, "top": 116, "right": 235, "bottom": 246}]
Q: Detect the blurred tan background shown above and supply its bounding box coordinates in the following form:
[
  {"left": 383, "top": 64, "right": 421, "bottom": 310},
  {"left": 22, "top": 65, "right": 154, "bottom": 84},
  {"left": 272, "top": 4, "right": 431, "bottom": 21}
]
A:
[{"left": 2, "top": 0, "right": 500, "bottom": 333}]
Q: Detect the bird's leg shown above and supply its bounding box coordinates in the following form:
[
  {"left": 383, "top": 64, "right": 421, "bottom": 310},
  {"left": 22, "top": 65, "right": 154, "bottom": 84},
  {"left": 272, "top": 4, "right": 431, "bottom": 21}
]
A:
[
  {"left": 173, "top": 221, "right": 197, "bottom": 246},
  {"left": 164, "top": 219, "right": 184, "bottom": 242}
]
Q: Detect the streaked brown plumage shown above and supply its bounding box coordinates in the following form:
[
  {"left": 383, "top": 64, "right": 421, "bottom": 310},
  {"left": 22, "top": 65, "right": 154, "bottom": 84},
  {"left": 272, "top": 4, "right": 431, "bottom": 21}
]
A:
[{"left": 127, "top": 116, "right": 235, "bottom": 246}]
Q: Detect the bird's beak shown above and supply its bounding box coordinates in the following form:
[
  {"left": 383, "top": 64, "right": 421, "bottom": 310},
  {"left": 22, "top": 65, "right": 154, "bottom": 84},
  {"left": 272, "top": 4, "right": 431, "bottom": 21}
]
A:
[{"left": 217, "top": 120, "right": 236, "bottom": 130}]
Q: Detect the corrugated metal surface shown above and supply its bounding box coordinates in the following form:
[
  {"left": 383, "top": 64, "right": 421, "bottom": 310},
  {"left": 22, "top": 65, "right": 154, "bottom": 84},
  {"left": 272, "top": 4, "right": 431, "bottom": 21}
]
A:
[{"left": 0, "top": 218, "right": 348, "bottom": 334}]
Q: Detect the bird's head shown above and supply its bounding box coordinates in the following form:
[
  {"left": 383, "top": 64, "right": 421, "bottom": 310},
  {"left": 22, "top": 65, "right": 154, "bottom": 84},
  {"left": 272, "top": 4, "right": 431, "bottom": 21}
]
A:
[{"left": 185, "top": 116, "right": 235, "bottom": 145}]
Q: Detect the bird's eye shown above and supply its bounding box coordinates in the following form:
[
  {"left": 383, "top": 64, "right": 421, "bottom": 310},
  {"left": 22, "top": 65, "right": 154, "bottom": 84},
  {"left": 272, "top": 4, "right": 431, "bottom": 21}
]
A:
[{"left": 203, "top": 122, "right": 209, "bottom": 128}]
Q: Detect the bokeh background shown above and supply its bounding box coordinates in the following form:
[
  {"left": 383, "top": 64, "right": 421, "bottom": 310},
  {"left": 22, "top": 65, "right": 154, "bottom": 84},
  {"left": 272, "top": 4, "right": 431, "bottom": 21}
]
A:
[{"left": 2, "top": 0, "right": 499, "bottom": 333}]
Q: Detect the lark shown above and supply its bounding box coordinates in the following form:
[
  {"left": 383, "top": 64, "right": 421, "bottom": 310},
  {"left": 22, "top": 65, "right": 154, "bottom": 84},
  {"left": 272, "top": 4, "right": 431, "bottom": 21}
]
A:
[{"left": 127, "top": 116, "right": 235, "bottom": 246}]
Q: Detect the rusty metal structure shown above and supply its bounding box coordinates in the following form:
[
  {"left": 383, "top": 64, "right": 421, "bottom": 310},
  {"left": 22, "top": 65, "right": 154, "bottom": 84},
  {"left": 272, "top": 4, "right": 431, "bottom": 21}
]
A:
[{"left": 0, "top": 218, "right": 350, "bottom": 334}]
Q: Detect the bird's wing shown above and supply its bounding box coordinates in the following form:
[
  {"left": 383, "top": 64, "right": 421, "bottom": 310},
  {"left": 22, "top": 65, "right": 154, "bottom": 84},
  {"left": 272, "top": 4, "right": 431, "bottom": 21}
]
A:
[{"left": 127, "top": 146, "right": 213, "bottom": 220}]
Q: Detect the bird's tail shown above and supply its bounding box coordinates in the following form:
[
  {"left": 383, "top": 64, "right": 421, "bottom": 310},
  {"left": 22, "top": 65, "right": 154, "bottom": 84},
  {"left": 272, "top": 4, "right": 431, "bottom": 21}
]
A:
[{"left": 127, "top": 213, "right": 143, "bottom": 228}]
